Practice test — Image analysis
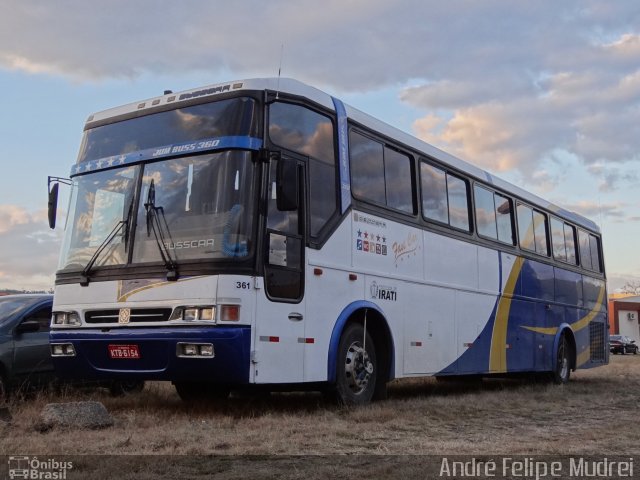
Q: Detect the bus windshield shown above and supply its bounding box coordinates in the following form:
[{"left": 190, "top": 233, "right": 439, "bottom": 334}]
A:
[
  {"left": 132, "top": 151, "right": 255, "bottom": 264},
  {"left": 59, "top": 151, "right": 256, "bottom": 272}
]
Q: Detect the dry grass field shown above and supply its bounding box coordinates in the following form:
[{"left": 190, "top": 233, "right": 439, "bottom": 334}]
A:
[{"left": 1, "top": 355, "right": 639, "bottom": 478}]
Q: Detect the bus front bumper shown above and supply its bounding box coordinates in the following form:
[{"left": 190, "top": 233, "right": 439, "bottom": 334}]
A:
[{"left": 50, "top": 326, "right": 251, "bottom": 384}]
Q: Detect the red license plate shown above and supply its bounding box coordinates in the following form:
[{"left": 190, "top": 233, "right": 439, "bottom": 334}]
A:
[{"left": 108, "top": 344, "right": 141, "bottom": 359}]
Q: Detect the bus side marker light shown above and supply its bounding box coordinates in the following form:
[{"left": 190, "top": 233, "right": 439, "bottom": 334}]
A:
[
  {"left": 349, "top": 273, "right": 357, "bottom": 281},
  {"left": 313, "top": 268, "right": 323, "bottom": 276},
  {"left": 410, "top": 341, "right": 422, "bottom": 347},
  {"left": 259, "top": 336, "right": 280, "bottom": 343},
  {"left": 464, "top": 342, "right": 473, "bottom": 348},
  {"left": 298, "top": 338, "right": 315, "bottom": 344}
]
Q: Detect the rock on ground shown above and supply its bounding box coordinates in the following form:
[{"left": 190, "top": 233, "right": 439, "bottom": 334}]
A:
[{"left": 37, "top": 401, "right": 114, "bottom": 431}]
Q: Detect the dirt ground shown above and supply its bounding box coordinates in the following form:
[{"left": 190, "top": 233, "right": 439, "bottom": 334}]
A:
[{"left": 1, "top": 355, "right": 638, "bottom": 478}]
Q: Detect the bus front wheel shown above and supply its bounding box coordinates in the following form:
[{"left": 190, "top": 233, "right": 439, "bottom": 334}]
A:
[{"left": 335, "top": 323, "right": 378, "bottom": 406}]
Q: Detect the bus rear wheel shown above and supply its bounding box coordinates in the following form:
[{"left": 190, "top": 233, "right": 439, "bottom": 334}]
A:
[
  {"left": 550, "top": 334, "right": 571, "bottom": 384},
  {"left": 335, "top": 323, "right": 378, "bottom": 406}
]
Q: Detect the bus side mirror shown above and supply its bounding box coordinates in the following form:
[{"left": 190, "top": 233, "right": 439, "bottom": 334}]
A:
[
  {"left": 48, "top": 182, "right": 59, "bottom": 229},
  {"left": 276, "top": 158, "right": 298, "bottom": 211}
]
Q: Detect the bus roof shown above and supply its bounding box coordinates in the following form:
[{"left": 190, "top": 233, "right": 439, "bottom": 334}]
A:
[{"left": 85, "top": 77, "right": 600, "bottom": 233}]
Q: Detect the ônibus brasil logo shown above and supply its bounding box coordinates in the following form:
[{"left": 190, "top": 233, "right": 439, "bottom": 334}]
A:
[{"left": 8, "top": 456, "right": 73, "bottom": 479}]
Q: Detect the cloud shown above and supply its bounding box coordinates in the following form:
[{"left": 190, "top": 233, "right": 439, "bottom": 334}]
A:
[
  {"left": 0, "top": 0, "right": 394, "bottom": 87},
  {"left": 0, "top": 205, "right": 61, "bottom": 291},
  {"left": 560, "top": 200, "right": 627, "bottom": 220},
  {"left": 608, "top": 272, "right": 640, "bottom": 293},
  {"left": 405, "top": 66, "right": 640, "bottom": 174},
  {"left": 0, "top": 205, "right": 31, "bottom": 233},
  {"left": 587, "top": 164, "right": 639, "bottom": 192}
]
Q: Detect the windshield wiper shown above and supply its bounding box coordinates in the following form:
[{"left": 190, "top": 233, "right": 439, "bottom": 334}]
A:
[
  {"left": 144, "top": 179, "right": 179, "bottom": 281},
  {"left": 80, "top": 199, "right": 134, "bottom": 287}
]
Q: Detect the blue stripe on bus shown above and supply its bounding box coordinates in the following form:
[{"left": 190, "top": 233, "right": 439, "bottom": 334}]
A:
[
  {"left": 70, "top": 136, "right": 263, "bottom": 177},
  {"left": 331, "top": 97, "right": 352, "bottom": 213},
  {"left": 438, "top": 257, "right": 606, "bottom": 375}
]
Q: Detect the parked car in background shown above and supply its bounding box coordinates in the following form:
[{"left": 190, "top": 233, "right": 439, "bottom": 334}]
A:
[
  {"left": 609, "top": 334, "right": 639, "bottom": 355},
  {"left": 0, "top": 294, "right": 54, "bottom": 400},
  {"left": 0, "top": 294, "right": 144, "bottom": 401}
]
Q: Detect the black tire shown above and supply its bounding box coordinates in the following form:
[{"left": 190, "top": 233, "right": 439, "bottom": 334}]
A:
[
  {"left": 109, "top": 380, "right": 145, "bottom": 397},
  {"left": 174, "top": 382, "right": 230, "bottom": 403},
  {"left": 0, "top": 372, "right": 8, "bottom": 404},
  {"left": 335, "top": 323, "right": 378, "bottom": 406},
  {"left": 551, "top": 334, "right": 571, "bottom": 384}
]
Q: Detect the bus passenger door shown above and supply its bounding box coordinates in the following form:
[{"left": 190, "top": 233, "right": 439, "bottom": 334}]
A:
[{"left": 254, "top": 154, "right": 307, "bottom": 383}]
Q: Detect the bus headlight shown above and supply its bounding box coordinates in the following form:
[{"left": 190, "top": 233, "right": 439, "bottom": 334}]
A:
[
  {"left": 170, "top": 306, "right": 215, "bottom": 322},
  {"left": 52, "top": 311, "right": 81, "bottom": 326}
]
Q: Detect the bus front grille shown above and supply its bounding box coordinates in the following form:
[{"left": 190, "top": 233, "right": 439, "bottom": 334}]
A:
[{"left": 85, "top": 308, "right": 172, "bottom": 324}]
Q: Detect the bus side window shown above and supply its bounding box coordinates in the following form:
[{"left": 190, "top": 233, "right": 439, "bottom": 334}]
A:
[
  {"left": 475, "top": 185, "right": 498, "bottom": 240},
  {"left": 495, "top": 193, "right": 514, "bottom": 245},
  {"left": 517, "top": 204, "right": 548, "bottom": 255},
  {"left": 551, "top": 217, "right": 567, "bottom": 261},
  {"left": 349, "top": 130, "right": 415, "bottom": 215},
  {"left": 578, "top": 228, "right": 602, "bottom": 273},
  {"left": 475, "top": 185, "right": 514, "bottom": 245},
  {"left": 564, "top": 224, "right": 577, "bottom": 264},
  {"left": 589, "top": 234, "right": 602, "bottom": 272},
  {"left": 447, "top": 174, "right": 470, "bottom": 231},
  {"left": 578, "top": 229, "right": 592, "bottom": 270},
  {"left": 349, "top": 131, "right": 385, "bottom": 205},
  {"left": 268, "top": 102, "right": 338, "bottom": 238},
  {"left": 421, "top": 162, "right": 448, "bottom": 223},
  {"left": 551, "top": 217, "right": 578, "bottom": 265},
  {"left": 421, "top": 161, "right": 470, "bottom": 231},
  {"left": 532, "top": 210, "right": 549, "bottom": 256},
  {"left": 384, "top": 146, "right": 414, "bottom": 214}
]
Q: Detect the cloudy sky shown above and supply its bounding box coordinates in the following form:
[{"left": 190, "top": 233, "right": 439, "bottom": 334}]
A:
[{"left": 0, "top": 0, "right": 639, "bottom": 291}]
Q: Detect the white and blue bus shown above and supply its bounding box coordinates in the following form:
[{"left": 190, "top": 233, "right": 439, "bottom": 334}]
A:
[{"left": 47, "top": 78, "right": 608, "bottom": 404}]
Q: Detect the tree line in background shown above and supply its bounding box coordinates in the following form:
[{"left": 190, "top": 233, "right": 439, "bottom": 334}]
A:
[
  {"left": 619, "top": 281, "right": 640, "bottom": 296},
  {"left": 0, "top": 288, "right": 54, "bottom": 295}
]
